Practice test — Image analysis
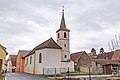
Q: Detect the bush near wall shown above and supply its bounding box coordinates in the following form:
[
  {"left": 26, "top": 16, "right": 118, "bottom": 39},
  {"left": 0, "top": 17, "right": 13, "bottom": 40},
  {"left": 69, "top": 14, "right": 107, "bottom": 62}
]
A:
[{"left": 0, "top": 74, "right": 2, "bottom": 80}]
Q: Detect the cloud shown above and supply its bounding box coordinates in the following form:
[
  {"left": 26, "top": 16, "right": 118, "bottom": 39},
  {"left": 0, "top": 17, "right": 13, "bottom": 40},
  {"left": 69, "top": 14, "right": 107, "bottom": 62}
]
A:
[{"left": 0, "top": 0, "right": 120, "bottom": 55}]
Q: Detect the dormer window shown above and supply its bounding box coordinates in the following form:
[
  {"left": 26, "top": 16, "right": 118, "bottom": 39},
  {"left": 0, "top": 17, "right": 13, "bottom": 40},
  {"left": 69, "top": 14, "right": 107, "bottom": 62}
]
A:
[{"left": 64, "top": 32, "right": 66, "bottom": 38}]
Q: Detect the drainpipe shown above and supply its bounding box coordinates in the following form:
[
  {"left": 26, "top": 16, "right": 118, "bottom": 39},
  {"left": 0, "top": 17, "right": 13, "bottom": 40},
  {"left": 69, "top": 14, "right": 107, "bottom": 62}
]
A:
[{"left": 33, "top": 53, "right": 36, "bottom": 74}]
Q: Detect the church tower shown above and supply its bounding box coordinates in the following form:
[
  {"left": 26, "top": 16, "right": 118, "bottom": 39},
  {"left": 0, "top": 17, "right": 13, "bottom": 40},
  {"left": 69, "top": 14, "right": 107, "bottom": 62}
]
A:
[{"left": 56, "top": 6, "right": 70, "bottom": 61}]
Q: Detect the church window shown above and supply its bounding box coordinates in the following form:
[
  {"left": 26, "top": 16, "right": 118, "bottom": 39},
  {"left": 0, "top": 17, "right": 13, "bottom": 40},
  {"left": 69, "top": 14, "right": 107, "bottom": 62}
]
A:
[
  {"left": 58, "top": 33, "right": 60, "bottom": 38},
  {"left": 64, "top": 32, "right": 67, "bottom": 38},
  {"left": 26, "top": 58, "right": 28, "bottom": 64},
  {"left": 64, "top": 44, "right": 66, "bottom": 47},
  {"left": 39, "top": 53, "right": 42, "bottom": 63},
  {"left": 65, "top": 55, "right": 67, "bottom": 58},
  {"left": 30, "top": 56, "right": 32, "bottom": 64}
]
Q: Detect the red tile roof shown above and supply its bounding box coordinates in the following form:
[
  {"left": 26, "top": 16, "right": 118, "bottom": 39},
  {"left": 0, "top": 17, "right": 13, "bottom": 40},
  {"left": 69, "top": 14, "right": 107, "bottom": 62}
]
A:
[
  {"left": 112, "top": 49, "right": 120, "bottom": 60},
  {"left": 97, "top": 51, "right": 114, "bottom": 59},
  {"left": 93, "top": 59, "right": 120, "bottom": 65},
  {"left": 71, "top": 51, "right": 86, "bottom": 62}
]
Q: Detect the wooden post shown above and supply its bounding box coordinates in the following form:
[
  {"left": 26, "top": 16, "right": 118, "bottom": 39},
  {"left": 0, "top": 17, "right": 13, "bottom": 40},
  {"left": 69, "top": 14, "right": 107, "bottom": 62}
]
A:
[
  {"left": 43, "top": 68, "right": 44, "bottom": 75},
  {"left": 89, "top": 67, "right": 91, "bottom": 80}
]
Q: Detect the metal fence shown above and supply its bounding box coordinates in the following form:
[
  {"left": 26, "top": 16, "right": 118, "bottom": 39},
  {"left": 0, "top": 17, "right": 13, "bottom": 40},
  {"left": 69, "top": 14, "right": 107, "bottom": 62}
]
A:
[{"left": 43, "top": 68, "right": 74, "bottom": 75}]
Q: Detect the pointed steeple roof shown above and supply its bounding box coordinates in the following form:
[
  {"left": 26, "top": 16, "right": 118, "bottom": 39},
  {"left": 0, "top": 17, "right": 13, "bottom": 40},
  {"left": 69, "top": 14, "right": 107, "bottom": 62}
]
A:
[
  {"left": 56, "top": 6, "right": 70, "bottom": 32},
  {"left": 25, "top": 38, "right": 62, "bottom": 57}
]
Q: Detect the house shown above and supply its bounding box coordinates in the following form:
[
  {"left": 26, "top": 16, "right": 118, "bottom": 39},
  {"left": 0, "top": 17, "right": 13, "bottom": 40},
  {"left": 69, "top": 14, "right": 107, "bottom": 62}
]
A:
[
  {"left": 92, "top": 59, "right": 120, "bottom": 74},
  {"left": 16, "top": 50, "right": 30, "bottom": 72},
  {"left": 24, "top": 8, "right": 74, "bottom": 74},
  {"left": 71, "top": 51, "right": 91, "bottom": 72},
  {"left": 0, "top": 44, "right": 8, "bottom": 73},
  {"left": 7, "top": 55, "right": 17, "bottom": 72}
]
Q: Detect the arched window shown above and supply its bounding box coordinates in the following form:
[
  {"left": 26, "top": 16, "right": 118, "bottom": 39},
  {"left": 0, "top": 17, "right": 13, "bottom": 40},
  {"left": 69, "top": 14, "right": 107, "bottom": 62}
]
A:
[
  {"left": 65, "top": 55, "right": 67, "bottom": 58},
  {"left": 64, "top": 44, "right": 66, "bottom": 47},
  {"left": 58, "top": 33, "right": 60, "bottom": 38},
  {"left": 26, "top": 58, "right": 28, "bottom": 65},
  {"left": 30, "top": 56, "right": 32, "bottom": 64},
  {"left": 39, "top": 53, "right": 42, "bottom": 63},
  {"left": 64, "top": 32, "right": 67, "bottom": 38}
]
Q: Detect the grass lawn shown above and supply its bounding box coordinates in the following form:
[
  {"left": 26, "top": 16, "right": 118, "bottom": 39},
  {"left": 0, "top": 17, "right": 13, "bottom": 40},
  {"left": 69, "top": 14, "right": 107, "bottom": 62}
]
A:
[
  {"left": 0, "top": 74, "right": 2, "bottom": 80},
  {"left": 64, "top": 71, "right": 95, "bottom": 76}
]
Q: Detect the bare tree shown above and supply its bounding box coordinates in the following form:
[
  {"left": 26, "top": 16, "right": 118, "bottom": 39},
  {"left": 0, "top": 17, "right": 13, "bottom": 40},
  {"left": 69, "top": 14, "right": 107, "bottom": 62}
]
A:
[{"left": 108, "top": 34, "right": 120, "bottom": 51}]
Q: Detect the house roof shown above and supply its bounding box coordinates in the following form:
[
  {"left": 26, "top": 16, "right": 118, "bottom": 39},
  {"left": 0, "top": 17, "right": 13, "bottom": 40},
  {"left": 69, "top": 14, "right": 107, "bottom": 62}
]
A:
[
  {"left": 19, "top": 50, "right": 31, "bottom": 58},
  {"left": 88, "top": 52, "right": 97, "bottom": 57},
  {"left": 56, "top": 7, "right": 70, "bottom": 32},
  {"left": 0, "top": 44, "right": 8, "bottom": 55},
  {"left": 97, "top": 51, "right": 114, "bottom": 59},
  {"left": 93, "top": 59, "right": 120, "bottom": 65},
  {"left": 9, "top": 55, "right": 17, "bottom": 66},
  {"left": 112, "top": 49, "right": 120, "bottom": 60},
  {"left": 71, "top": 51, "right": 86, "bottom": 62},
  {"left": 25, "top": 37, "right": 62, "bottom": 57}
]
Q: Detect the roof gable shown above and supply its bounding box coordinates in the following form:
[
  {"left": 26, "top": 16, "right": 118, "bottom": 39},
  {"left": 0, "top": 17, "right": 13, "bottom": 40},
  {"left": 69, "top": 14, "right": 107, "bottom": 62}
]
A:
[
  {"left": 71, "top": 51, "right": 86, "bottom": 62},
  {"left": 0, "top": 44, "right": 8, "bottom": 55},
  {"left": 19, "top": 50, "right": 31, "bottom": 58}
]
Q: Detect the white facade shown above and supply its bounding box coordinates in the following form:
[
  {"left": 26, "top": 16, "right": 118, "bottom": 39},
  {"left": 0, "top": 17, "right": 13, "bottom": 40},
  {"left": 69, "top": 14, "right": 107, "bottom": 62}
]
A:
[
  {"left": 24, "top": 54, "right": 34, "bottom": 74},
  {"left": 7, "top": 60, "right": 16, "bottom": 72},
  {"left": 25, "top": 48, "right": 62, "bottom": 74},
  {"left": 7, "top": 60, "right": 12, "bottom": 72}
]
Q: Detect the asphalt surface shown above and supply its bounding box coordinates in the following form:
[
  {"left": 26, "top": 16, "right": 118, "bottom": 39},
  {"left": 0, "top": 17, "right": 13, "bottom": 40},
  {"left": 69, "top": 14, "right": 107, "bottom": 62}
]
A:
[{"left": 5, "top": 72, "right": 48, "bottom": 80}]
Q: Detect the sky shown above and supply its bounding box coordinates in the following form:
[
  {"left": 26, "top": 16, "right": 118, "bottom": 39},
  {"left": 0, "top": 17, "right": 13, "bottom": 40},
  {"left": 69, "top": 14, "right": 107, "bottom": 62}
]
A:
[{"left": 1, "top": 0, "right": 120, "bottom": 56}]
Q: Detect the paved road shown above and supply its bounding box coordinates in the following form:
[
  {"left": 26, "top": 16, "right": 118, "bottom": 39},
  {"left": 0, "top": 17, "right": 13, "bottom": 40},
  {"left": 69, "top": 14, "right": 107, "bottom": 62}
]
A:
[{"left": 5, "top": 72, "right": 48, "bottom": 80}]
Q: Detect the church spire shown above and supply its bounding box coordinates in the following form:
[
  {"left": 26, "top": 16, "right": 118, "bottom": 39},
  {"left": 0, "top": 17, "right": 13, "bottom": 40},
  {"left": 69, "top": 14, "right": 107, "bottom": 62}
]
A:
[{"left": 56, "top": 6, "right": 70, "bottom": 32}]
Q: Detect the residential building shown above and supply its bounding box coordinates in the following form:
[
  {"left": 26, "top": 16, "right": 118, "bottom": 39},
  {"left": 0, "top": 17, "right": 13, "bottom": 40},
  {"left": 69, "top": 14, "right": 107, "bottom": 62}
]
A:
[
  {"left": 0, "top": 44, "right": 8, "bottom": 73},
  {"left": 7, "top": 55, "right": 17, "bottom": 72},
  {"left": 24, "top": 7, "right": 74, "bottom": 74},
  {"left": 16, "top": 50, "right": 30, "bottom": 72},
  {"left": 92, "top": 59, "right": 120, "bottom": 74},
  {"left": 71, "top": 51, "right": 91, "bottom": 72}
]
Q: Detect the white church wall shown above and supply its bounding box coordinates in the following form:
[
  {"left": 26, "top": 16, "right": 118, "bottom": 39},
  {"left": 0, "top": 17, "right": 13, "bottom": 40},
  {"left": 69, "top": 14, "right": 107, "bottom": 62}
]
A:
[
  {"left": 34, "top": 48, "right": 62, "bottom": 74},
  {"left": 24, "top": 54, "right": 34, "bottom": 74}
]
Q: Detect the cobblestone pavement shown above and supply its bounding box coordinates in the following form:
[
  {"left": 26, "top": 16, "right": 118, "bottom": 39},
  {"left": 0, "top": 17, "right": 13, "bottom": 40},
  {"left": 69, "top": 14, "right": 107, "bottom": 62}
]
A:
[{"left": 5, "top": 72, "right": 48, "bottom": 80}]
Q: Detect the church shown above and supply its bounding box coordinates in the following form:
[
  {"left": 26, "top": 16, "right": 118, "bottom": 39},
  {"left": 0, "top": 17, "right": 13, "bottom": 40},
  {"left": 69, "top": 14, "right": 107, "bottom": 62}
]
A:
[{"left": 24, "top": 7, "right": 74, "bottom": 74}]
